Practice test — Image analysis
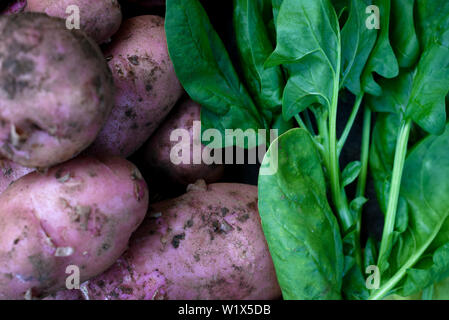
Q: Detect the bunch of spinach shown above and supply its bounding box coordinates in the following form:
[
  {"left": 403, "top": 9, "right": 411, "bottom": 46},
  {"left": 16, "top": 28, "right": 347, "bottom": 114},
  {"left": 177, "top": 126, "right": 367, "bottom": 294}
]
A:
[{"left": 166, "top": 0, "right": 449, "bottom": 300}]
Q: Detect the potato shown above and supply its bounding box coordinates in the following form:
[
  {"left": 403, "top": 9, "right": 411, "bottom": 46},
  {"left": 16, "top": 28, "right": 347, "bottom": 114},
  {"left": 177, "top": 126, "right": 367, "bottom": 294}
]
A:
[
  {"left": 24, "top": 0, "right": 122, "bottom": 44},
  {"left": 55, "top": 180, "right": 280, "bottom": 300},
  {"left": 0, "top": 0, "right": 26, "bottom": 14},
  {"left": 143, "top": 98, "right": 224, "bottom": 185},
  {"left": 0, "top": 156, "right": 149, "bottom": 299},
  {"left": 87, "top": 15, "right": 183, "bottom": 158},
  {"left": 0, "top": 159, "right": 34, "bottom": 194},
  {"left": 0, "top": 13, "right": 114, "bottom": 168}
]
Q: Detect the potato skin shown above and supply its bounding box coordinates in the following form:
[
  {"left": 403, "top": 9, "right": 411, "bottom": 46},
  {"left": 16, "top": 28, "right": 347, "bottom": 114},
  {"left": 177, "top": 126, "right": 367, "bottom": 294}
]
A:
[
  {"left": 0, "top": 13, "right": 114, "bottom": 168},
  {"left": 24, "top": 0, "right": 122, "bottom": 44},
  {"left": 143, "top": 98, "right": 224, "bottom": 185},
  {"left": 0, "top": 156, "right": 149, "bottom": 299},
  {"left": 88, "top": 15, "right": 183, "bottom": 158},
  {"left": 0, "top": 159, "right": 34, "bottom": 194},
  {"left": 58, "top": 181, "right": 280, "bottom": 300},
  {"left": 0, "top": 0, "right": 26, "bottom": 14}
]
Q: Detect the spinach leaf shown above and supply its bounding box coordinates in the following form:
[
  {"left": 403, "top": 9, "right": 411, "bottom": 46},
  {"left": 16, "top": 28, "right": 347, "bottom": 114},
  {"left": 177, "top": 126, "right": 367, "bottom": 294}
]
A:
[
  {"left": 428, "top": 277, "right": 449, "bottom": 299},
  {"left": 342, "top": 260, "right": 370, "bottom": 299},
  {"left": 331, "top": 0, "right": 349, "bottom": 19},
  {"left": 165, "top": 0, "right": 265, "bottom": 148},
  {"left": 258, "top": 128, "right": 344, "bottom": 299},
  {"left": 340, "top": 0, "right": 377, "bottom": 95},
  {"left": 366, "top": 1, "right": 449, "bottom": 135},
  {"left": 367, "top": 50, "right": 449, "bottom": 136},
  {"left": 271, "top": 0, "right": 283, "bottom": 27},
  {"left": 364, "top": 238, "right": 379, "bottom": 270},
  {"left": 361, "top": 0, "right": 399, "bottom": 96},
  {"left": 342, "top": 228, "right": 370, "bottom": 300},
  {"left": 390, "top": 0, "right": 420, "bottom": 68},
  {"left": 264, "top": 0, "right": 340, "bottom": 119},
  {"left": 369, "top": 113, "right": 409, "bottom": 217},
  {"left": 416, "top": 0, "right": 449, "bottom": 49},
  {"left": 341, "top": 161, "right": 361, "bottom": 187},
  {"left": 405, "top": 45, "right": 449, "bottom": 135},
  {"left": 400, "top": 243, "right": 449, "bottom": 296},
  {"left": 371, "top": 125, "right": 449, "bottom": 298},
  {"left": 233, "top": 0, "right": 285, "bottom": 117},
  {"left": 272, "top": 112, "right": 294, "bottom": 136}
]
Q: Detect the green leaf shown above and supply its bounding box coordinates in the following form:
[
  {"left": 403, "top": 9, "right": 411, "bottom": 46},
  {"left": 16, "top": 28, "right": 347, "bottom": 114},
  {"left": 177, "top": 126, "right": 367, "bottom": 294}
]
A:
[
  {"left": 258, "top": 128, "right": 344, "bottom": 300},
  {"left": 370, "top": 114, "right": 405, "bottom": 214},
  {"left": 361, "top": 0, "right": 399, "bottom": 96},
  {"left": 405, "top": 44, "right": 449, "bottom": 135},
  {"left": 390, "top": 0, "right": 420, "bottom": 68},
  {"left": 379, "top": 125, "right": 449, "bottom": 296},
  {"left": 331, "top": 0, "right": 349, "bottom": 20},
  {"left": 416, "top": 0, "right": 449, "bottom": 49},
  {"left": 342, "top": 161, "right": 361, "bottom": 187},
  {"left": 401, "top": 242, "right": 449, "bottom": 296},
  {"left": 430, "top": 277, "right": 449, "bottom": 299},
  {"left": 271, "top": 0, "right": 283, "bottom": 27},
  {"left": 366, "top": 2, "right": 449, "bottom": 134},
  {"left": 389, "top": 276, "right": 449, "bottom": 300},
  {"left": 340, "top": 0, "right": 378, "bottom": 95},
  {"left": 349, "top": 197, "right": 368, "bottom": 217},
  {"left": 341, "top": 227, "right": 370, "bottom": 300},
  {"left": 234, "top": 0, "right": 285, "bottom": 119},
  {"left": 365, "top": 72, "right": 413, "bottom": 115},
  {"left": 165, "top": 0, "right": 265, "bottom": 148},
  {"left": 367, "top": 54, "right": 449, "bottom": 135},
  {"left": 342, "top": 262, "right": 370, "bottom": 300},
  {"left": 272, "top": 112, "right": 294, "bottom": 136},
  {"left": 264, "top": 0, "right": 340, "bottom": 119},
  {"left": 369, "top": 114, "right": 411, "bottom": 233},
  {"left": 364, "top": 238, "right": 379, "bottom": 270}
]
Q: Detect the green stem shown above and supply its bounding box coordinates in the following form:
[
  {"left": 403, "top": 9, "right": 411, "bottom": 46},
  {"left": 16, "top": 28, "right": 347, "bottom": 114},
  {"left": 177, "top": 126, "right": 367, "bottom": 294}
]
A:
[
  {"left": 355, "top": 108, "right": 371, "bottom": 241},
  {"left": 369, "top": 223, "right": 436, "bottom": 300},
  {"left": 337, "top": 93, "right": 364, "bottom": 156},
  {"left": 377, "top": 119, "right": 412, "bottom": 269},
  {"left": 316, "top": 111, "right": 330, "bottom": 172},
  {"left": 294, "top": 114, "right": 308, "bottom": 131},
  {"left": 303, "top": 110, "right": 316, "bottom": 135},
  {"left": 326, "top": 39, "right": 362, "bottom": 267},
  {"left": 329, "top": 82, "right": 352, "bottom": 229}
]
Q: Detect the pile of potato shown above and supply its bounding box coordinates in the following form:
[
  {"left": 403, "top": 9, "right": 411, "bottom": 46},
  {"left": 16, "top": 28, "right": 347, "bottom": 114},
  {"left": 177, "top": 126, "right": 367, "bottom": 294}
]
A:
[{"left": 0, "top": 0, "right": 280, "bottom": 300}]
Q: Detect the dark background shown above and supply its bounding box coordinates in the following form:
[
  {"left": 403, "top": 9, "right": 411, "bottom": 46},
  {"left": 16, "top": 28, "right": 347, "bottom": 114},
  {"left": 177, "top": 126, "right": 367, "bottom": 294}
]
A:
[{"left": 123, "top": 0, "right": 384, "bottom": 242}]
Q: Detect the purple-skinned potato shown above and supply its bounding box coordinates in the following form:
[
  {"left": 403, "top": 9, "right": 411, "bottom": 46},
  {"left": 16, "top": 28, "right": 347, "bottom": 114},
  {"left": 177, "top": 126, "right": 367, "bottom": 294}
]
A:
[
  {"left": 24, "top": 0, "right": 122, "bottom": 44},
  {"left": 87, "top": 15, "right": 183, "bottom": 158},
  {"left": 0, "top": 13, "right": 114, "bottom": 168},
  {"left": 143, "top": 98, "right": 224, "bottom": 185},
  {"left": 49, "top": 181, "right": 281, "bottom": 300},
  {"left": 0, "top": 159, "right": 34, "bottom": 194},
  {"left": 0, "top": 156, "right": 149, "bottom": 299}
]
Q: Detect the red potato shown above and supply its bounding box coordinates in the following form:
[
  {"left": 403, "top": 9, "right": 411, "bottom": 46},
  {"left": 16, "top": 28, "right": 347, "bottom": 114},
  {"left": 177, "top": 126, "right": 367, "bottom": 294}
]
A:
[
  {"left": 0, "top": 0, "right": 26, "bottom": 14},
  {"left": 0, "top": 156, "right": 149, "bottom": 299},
  {"left": 53, "top": 181, "right": 281, "bottom": 300},
  {"left": 143, "top": 98, "right": 224, "bottom": 185},
  {"left": 24, "top": 0, "right": 122, "bottom": 44},
  {"left": 0, "top": 159, "right": 34, "bottom": 194},
  {"left": 0, "top": 13, "right": 114, "bottom": 168},
  {"left": 87, "top": 15, "right": 184, "bottom": 158}
]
